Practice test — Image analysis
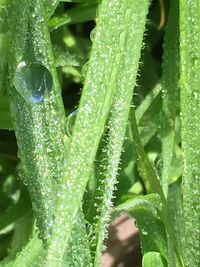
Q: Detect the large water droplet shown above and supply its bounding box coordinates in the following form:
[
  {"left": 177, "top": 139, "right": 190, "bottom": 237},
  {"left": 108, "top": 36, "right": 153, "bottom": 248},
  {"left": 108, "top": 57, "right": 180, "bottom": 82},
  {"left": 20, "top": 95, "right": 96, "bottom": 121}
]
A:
[
  {"left": 65, "top": 110, "right": 77, "bottom": 137},
  {"left": 14, "top": 62, "right": 53, "bottom": 102}
]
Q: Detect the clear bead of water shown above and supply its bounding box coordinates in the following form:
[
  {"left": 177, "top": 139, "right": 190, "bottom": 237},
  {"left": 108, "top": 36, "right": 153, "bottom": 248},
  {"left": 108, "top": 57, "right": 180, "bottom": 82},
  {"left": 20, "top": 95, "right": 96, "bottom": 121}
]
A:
[
  {"left": 14, "top": 62, "right": 53, "bottom": 103},
  {"left": 65, "top": 110, "right": 77, "bottom": 137}
]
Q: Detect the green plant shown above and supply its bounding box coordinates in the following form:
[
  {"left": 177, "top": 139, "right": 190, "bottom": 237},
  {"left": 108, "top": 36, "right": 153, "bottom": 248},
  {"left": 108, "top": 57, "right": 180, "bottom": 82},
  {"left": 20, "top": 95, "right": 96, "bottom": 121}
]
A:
[{"left": 0, "top": 0, "right": 199, "bottom": 266}]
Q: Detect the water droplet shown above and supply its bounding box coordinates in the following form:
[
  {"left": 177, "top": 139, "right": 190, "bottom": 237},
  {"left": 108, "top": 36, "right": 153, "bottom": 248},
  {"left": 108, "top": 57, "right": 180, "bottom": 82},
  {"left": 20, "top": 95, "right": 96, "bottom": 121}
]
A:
[
  {"left": 101, "top": 84, "right": 106, "bottom": 90},
  {"left": 90, "top": 28, "right": 96, "bottom": 42},
  {"left": 134, "top": 220, "right": 138, "bottom": 228},
  {"left": 154, "top": 154, "right": 162, "bottom": 179},
  {"left": 141, "top": 229, "right": 148, "bottom": 235},
  {"left": 65, "top": 110, "right": 77, "bottom": 137},
  {"left": 81, "top": 61, "right": 89, "bottom": 80},
  {"left": 14, "top": 62, "right": 53, "bottom": 103}
]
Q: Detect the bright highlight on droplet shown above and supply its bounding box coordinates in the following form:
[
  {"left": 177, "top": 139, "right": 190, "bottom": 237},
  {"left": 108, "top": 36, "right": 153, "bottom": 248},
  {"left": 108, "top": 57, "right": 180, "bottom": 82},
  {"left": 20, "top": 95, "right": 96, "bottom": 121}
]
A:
[
  {"left": 15, "top": 62, "right": 53, "bottom": 102},
  {"left": 65, "top": 110, "right": 77, "bottom": 137}
]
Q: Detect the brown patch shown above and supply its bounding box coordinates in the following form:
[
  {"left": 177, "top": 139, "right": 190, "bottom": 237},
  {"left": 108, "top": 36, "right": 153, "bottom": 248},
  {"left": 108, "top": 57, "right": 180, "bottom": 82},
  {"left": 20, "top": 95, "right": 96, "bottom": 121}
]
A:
[{"left": 102, "top": 214, "right": 142, "bottom": 267}]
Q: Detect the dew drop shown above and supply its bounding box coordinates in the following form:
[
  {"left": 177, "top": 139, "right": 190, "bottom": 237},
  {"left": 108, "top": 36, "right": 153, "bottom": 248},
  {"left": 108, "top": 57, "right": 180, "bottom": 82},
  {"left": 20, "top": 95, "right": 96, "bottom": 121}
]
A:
[
  {"left": 90, "top": 28, "right": 96, "bottom": 42},
  {"left": 14, "top": 62, "right": 53, "bottom": 103},
  {"left": 65, "top": 110, "right": 77, "bottom": 137},
  {"left": 81, "top": 61, "right": 89, "bottom": 80},
  {"left": 141, "top": 229, "right": 148, "bottom": 236},
  {"left": 154, "top": 154, "right": 162, "bottom": 179}
]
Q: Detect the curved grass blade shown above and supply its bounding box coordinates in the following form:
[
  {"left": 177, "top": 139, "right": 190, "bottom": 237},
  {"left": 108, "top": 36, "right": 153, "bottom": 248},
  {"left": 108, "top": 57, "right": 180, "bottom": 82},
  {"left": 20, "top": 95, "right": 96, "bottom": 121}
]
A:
[
  {"left": 142, "top": 252, "right": 167, "bottom": 267},
  {"left": 136, "top": 83, "right": 162, "bottom": 124},
  {"left": 0, "top": 234, "right": 43, "bottom": 267},
  {"left": 129, "top": 106, "right": 184, "bottom": 266},
  {"left": 0, "top": 197, "right": 31, "bottom": 231},
  {"left": 61, "top": 0, "right": 98, "bottom": 3},
  {"left": 179, "top": 1, "right": 200, "bottom": 265},
  {"left": 0, "top": 34, "right": 9, "bottom": 95},
  {"left": 43, "top": 0, "right": 61, "bottom": 20},
  {"left": 161, "top": 2, "right": 182, "bottom": 265},
  {"left": 115, "top": 84, "right": 162, "bottom": 201},
  {"left": 49, "top": 4, "right": 98, "bottom": 31},
  {"left": 46, "top": 1, "right": 150, "bottom": 266},
  {"left": 114, "top": 194, "right": 168, "bottom": 261},
  {"left": 161, "top": 0, "right": 179, "bottom": 197},
  {"left": 129, "top": 108, "right": 165, "bottom": 201},
  {"left": 90, "top": 0, "right": 151, "bottom": 260}
]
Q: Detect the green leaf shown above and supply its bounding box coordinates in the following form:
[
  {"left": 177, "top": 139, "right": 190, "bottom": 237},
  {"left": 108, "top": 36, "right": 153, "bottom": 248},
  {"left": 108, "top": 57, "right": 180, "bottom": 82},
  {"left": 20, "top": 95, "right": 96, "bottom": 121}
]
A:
[
  {"left": 63, "top": 211, "right": 92, "bottom": 267},
  {"left": 10, "top": 211, "right": 34, "bottom": 255},
  {"left": 91, "top": 1, "right": 151, "bottom": 260},
  {"left": 168, "top": 180, "right": 184, "bottom": 257},
  {"left": 46, "top": 0, "right": 150, "bottom": 266},
  {"left": 0, "top": 0, "right": 11, "bottom": 95},
  {"left": 114, "top": 194, "right": 168, "bottom": 261},
  {"left": 179, "top": 0, "right": 200, "bottom": 265},
  {"left": 142, "top": 252, "right": 167, "bottom": 267},
  {"left": 129, "top": 107, "right": 165, "bottom": 202},
  {"left": 6, "top": 213, "right": 92, "bottom": 267},
  {"left": 43, "top": 0, "right": 61, "bottom": 20},
  {"left": 0, "top": 197, "right": 31, "bottom": 231},
  {"left": 8, "top": 0, "right": 66, "bottom": 240},
  {"left": 116, "top": 83, "right": 162, "bottom": 201},
  {"left": 137, "top": 84, "right": 161, "bottom": 127},
  {"left": 11, "top": 235, "right": 44, "bottom": 267},
  {"left": 49, "top": 4, "right": 98, "bottom": 31},
  {"left": 61, "top": 0, "right": 98, "bottom": 3},
  {"left": 167, "top": 179, "right": 184, "bottom": 266},
  {"left": 161, "top": 0, "right": 179, "bottom": 196},
  {"left": 0, "top": 233, "right": 43, "bottom": 267},
  {"left": 54, "top": 50, "right": 80, "bottom": 68},
  {"left": 115, "top": 126, "right": 138, "bottom": 201}
]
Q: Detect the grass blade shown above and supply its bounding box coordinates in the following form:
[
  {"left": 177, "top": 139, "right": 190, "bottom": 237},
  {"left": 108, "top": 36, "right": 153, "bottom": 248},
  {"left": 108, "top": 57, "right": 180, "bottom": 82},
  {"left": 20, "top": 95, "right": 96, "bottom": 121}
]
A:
[
  {"left": 49, "top": 4, "right": 98, "bottom": 31},
  {"left": 88, "top": 1, "right": 150, "bottom": 263},
  {"left": 0, "top": 0, "right": 10, "bottom": 96},
  {"left": 162, "top": 0, "right": 179, "bottom": 197},
  {"left": 114, "top": 194, "right": 168, "bottom": 261},
  {"left": 129, "top": 103, "right": 184, "bottom": 266},
  {"left": 43, "top": 0, "right": 61, "bottom": 20},
  {"left": 167, "top": 180, "right": 184, "bottom": 266},
  {"left": 0, "top": 197, "right": 31, "bottom": 231},
  {"left": 179, "top": 0, "right": 200, "bottom": 265},
  {"left": 64, "top": 211, "right": 92, "bottom": 266},
  {"left": 129, "top": 108, "right": 165, "bottom": 201},
  {"left": 142, "top": 252, "right": 167, "bottom": 267},
  {"left": 8, "top": 0, "right": 66, "bottom": 240},
  {"left": 46, "top": 1, "right": 150, "bottom": 265}
]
